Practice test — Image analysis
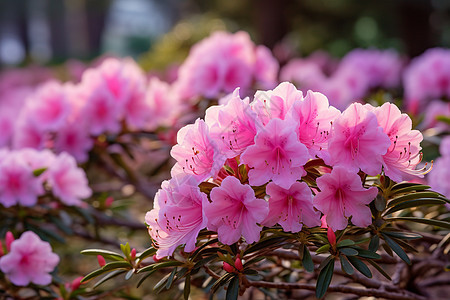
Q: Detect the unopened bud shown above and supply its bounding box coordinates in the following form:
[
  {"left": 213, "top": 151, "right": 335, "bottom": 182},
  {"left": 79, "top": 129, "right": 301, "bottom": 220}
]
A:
[
  {"left": 97, "top": 255, "right": 106, "bottom": 267},
  {"left": 131, "top": 248, "right": 136, "bottom": 259},
  {"left": 5, "top": 232, "right": 14, "bottom": 252},
  {"left": 71, "top": 276, "right": 83, "bottom": 291},
  {"left": 327, "top": 227, "right": 336, "bottom": 246},
  {"left": 105, "top": 196, "right": 114, "bottom": 208},
  {"left": 235, "top": 255, "right": 243, "bottom": 271},
  {"left": 223, "top": 262, "right": 234, "bottom": 273},
  {"left": 152, "top": 254, "right": 161, "bottom": 262}
]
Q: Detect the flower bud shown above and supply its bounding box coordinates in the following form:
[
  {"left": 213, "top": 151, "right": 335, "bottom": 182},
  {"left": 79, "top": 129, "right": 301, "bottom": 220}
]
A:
[
  {"left": 152, "top": 254, "right": 161, "bottom": 262},
  {"left": 70, "top": 276, "right": 83, "bottom": 291},
  {"left": 97, "top": 255, "right": 106, "bottom": 267},
  {"left": 235, "top": 255, "right": 243, "bottom": 271},
  {"left": 5, "top": 231, "right": 14, "bottom": 252},
  {"left": 131, "top": 248, "right": 136, "bottom": 259},
  {"left": 105, "top": 196, "right": 114, "bottom": 208},
  {"left": 327, "top": 227, "right": 336, "bottom": 246},
  {"left": 223, "top": 262, "right": 234, "bottom": 273}
]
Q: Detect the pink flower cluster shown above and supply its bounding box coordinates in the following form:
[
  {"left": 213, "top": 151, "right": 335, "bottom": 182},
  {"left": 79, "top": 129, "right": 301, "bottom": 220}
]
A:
[
  {"left": 428, "top": 136, "right": 450, "bottom": 200},
  {"left": 173, "top": 31, "right": 279, "bottom": 102},
  {"left": 0, "top": 231, "right": 59, "bottom": 286},
  {"left": 403, "top": 48, "right": 450, "bottom": 112},
  {"left": 0, "top": 58, "right": 181, "bottom": 162},
  {"left": 0, "top": 149, "right": 91, "bottom": 207},
  {"left": 281, "top": 49, "right": 403, "bottom": 110},
  {"left": 146, "top": 82, "right": 425, "bottom": 258}
]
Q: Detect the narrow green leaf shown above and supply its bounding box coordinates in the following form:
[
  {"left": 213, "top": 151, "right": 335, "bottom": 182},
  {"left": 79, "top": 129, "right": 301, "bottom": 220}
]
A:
[
  {"left": 369, "top": 235, "right": 379, "bottom": 253},
  {"left": 355, "top": 249, "right": 381, "bottom": 259},
  {"left": 136, "top": 261, "right": 183, "bottom": 274},
  {"left": 93, "top": 270, "right": 126, "bottom": 288},
  {"left": 316, "top": 244, "right": 331, "bottom": 254},
  {"left": 154, "top": 273, "right": 171, "bottom": 292},
  {"left": 386, "top": 217, "right": 450, "bottom": 229},
  {"left": 136, "top": 270, "right": 157, "bottom": 288},
  {"left": 383, "top": 231, "right": 422, "bottom": 240},
  {"left": 165, "top": 267, "right": 177, "bottom": 289},
  {"left": 190, "top": 238, "right": 219, "bottom": 260},
  {"left": 381, "top": 243, "right": 393, "bottom": 256},
  {"left": 81, "top": 268, "right": 110, "bottom": 283},
  {"left": 383, "top": 198, "right": 446, "bottom": 216},
  {"left": 244, "top": 236, "right": 287, "bottom": 255},
  {"left": 102, "top": 261, "right": 132, "bottom": 271},
  {"left": 381, "top": 234, "right": 411, "bottom": 265},
  {"left": 81, "top": 249, "right": 124, "bottom": 261},
  {"left": 387, "top": 192, "right": 447, "bottom": 207},
  {"left": 302, "top": 245, "right": 314, "bottom": 273},
  {"left": 226, "top": 276, "right": 239, "bottom": 300},
  {"left": 390, "top": 184, "right": 431, "bottom": 195},
  {"left": 136, "top": 247, "right": 157, "bottom": 262},
  {"left": 337, "top": 239, "right": 355, "bottom": 248},
  {"left": 315, "top": 258, "right": 335, "bottom": 298},
  {"left": 211, "top": 273, "right": 233, "bottom": 294},
  {"left": 339, "top": 248, "right": 358, "bottom": 256},
  {"left": 366, "top": 260, "right": 392, "bottom": 280},
  {"left": 193, "top": 254, "right": 218, "bottom": 270},
  {"left": 339, "top": 255, "right": 354, "bottom": 275},
  {"left": 347, "top": 256, "right": 372, "bottom": 278},
  {"left": 184, "top": 275, "right": 191, "bottom": 300}
]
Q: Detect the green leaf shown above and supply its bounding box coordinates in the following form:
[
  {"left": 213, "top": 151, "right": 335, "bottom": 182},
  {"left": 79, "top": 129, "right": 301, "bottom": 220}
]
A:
[
  {"left": 244, "top": 236, "right": 287, "bottom": 255},
  {"left": 102, "top": 261, "right": 132, "bottom": 271},
  {"left": 386, "top": 217, "right": 450, "bottom": 229},
  {"left": 165, "top": 267, "right": 177, "bottom": 289},
  {"left": 184, "top": 275, "right": 191, "bottom": 300},
  {"left": 369, "top": 235, "right": 379, "bottom": 253},
  {"left": 136, "top": 270, "right": 157, "bottom": 288},
  {"left": 190, "top": 238, "right": 219, "bottom": 260},
  {"left": 136, "top": 247, "right": 157, "bottom": 262},
  {"left": 387, "top": 192, "right": 447, "bottom": 208},
  {"left": 199, "top": 182, "right": 219, "bottom": 195},
  {"left": 366, "top": 260, "right": 391, "bottom": 280},
  {"left": 125, "top": 269, "right": 134, "bottom": 280},
  {"left": 33, "top": 167, "right": 47, "bottom": 177},
  {"left": 339, "top": 248, "right": 358, "bottom": 256},
  {"left": 381, "top": 234, "right": 411, "bottom": 265},
  {"left": 211, "top": 273, "right": 233, "bottom": 294},
  {"left": 347, "top": 256, "right": 372, "bottom": 278},
  {"left": 436, "top": 115, "right": 450, "bottom": 124},
  {"left": 93, "top": 270, "right": 126, "bottom": 288},
  {"left": 375, "top": 194, "right": 387, "bottom": 212},
  {"left": 121, "top": 243, "right": 131, "bottom": 258},
  {"left": 226, "top": 276, "right": 239, "bottom": 300},
  {"left": 193, "top": 254, "right": 218, "bottom": 270},
  {"left": 137, "top": 261, "right": 183, "bottom": 274},
  {"left": 390, "top": 184, "right": 431, "bottom": 195},
  {"left": 316, "top": 244, "right": 331, "bottom": 254},
  {"left": 355, "top": 249, "right": 381, "bottom": 259},
  {"left": 339, "top": 255, "right": 354, "bottom": 275},
  {"left": 383, "top": 231, "right": 422, "bottom": 240},
  {"left": 81, "top": 249, "right": 124, "bottom": 261},
  {"left": 315, "top": 258, "right": 335, "bottom": 298},
  {"left": 154, "top": 273, "right": 171, "bottom": 292},
  {"left": 337, "top": 239, "right": 355, "bottom": 248},
  {"left": 302, "top": 245, "right": 314, "bottom": 273},
  {"left": 383, "top": 198, "right": 446, "bottom": 216},
  {"left": 81, "top": 268, "right": 111, "bottom": 283}
]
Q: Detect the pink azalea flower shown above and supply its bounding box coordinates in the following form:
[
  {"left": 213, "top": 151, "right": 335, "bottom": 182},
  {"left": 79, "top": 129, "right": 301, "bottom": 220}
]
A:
[
  {"left": 205, "top": 88, "right": 262, "bottom": 158},
  {"left": 313, "top": 166, "right": 378, "bottom": 231},
  {"left": 204, "top": 176, "right": 268, "bottom": 244},
  {"left": 288, "top": 90, "right": 340, "bottom": 161},
  {"left": 0, "top": 231, "right": 59, "bottom": 286},
  {"left": 328, "top": 103, "right": 391, "bottom": 175},
  {"left": 24, "top": 81, "right": 71, "bottom": 131},
  {"left": 262, "top": 182, "right": 321, "bottom": 232},
  {"left": 13, "top": 118, "right": 47, "bottom": 150},
  {"left": 372, "top": 102, "right": 424, "bottom": 182},
  {"left": 145, "top": 175, "right": 208, "bottom": 258},
  {"left": 254, "top": 45, "right": 279, "bottom": 89},
  {"left": 46, "top": 152, "right": 92, "bottom": 206},
  {"left": 0, "top": 152, "right": 44, "bottom": 207},
  {"left": 80, "top": 71, "right": 121, "bottom": 135},
  {"left": 54, "top": 122, "right": 93, "bottom": 163},
  {"left": 123, "top": 81, "right": 149, "bottom": 130},
  {"left": 240, "top": 118, "right": 309, "bottom": 189},
  {"left": 170, "top": 119, "right": 226, "bottom": 182},
  {"left": 428, "top": 155, "right": 450, "bottom": 200},
  {"left": 251, "top": 82, "right": 303, "bottom": 125}
]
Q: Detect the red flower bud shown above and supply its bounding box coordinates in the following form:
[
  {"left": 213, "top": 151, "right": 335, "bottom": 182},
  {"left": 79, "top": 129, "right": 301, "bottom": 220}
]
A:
[
  {"left": 152, "top": 254, "right": 161, "bottom": 262},
  {"left": 234, "top": 256, "right": 243, "bottom": 271},
  {"left": 70, "top": 276, "right": 83, "bottom": 291},
  {"left": 327, "top": 227, "right": 336, "bottom": 246},
  {"left": 105, "top": 196, "right": 114, "bottom": 208},
  {"left": 5, "top": 231, "right": 14, "bottom": 252},
  {"left": 0, "top": 241, "right": 4, "bottom": 257},
  {"left": 223, "top": 262, "right": 234, "bottom": 273},
  {"left": 97, "top": 255, "right": 106, "bottom": 267},
  {"left": 131, "top": 248, "right": 136, "bottom": 259}
]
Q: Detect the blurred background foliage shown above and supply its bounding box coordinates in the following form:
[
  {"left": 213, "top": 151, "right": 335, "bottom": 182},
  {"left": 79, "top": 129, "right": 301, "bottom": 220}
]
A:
[{"left": 1, "top": 0, "right": 449, "bottom": 69}]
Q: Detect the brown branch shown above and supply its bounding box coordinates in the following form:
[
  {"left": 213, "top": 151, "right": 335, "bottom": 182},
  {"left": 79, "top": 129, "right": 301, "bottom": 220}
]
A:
[
  {"left": 203, "top": 266, "right": 221, "bottom": 279},
  {"left": 247, "top": 280, "right": 427, "bottom": 300}
]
